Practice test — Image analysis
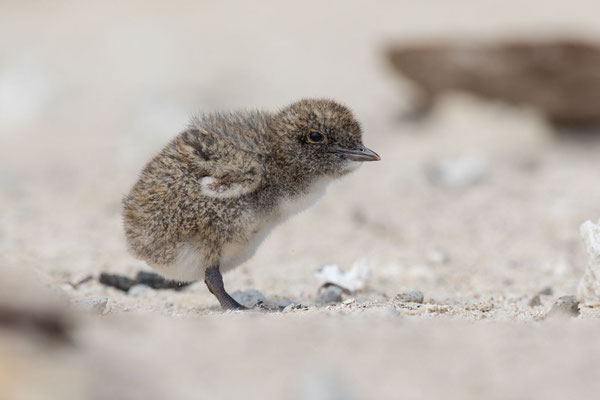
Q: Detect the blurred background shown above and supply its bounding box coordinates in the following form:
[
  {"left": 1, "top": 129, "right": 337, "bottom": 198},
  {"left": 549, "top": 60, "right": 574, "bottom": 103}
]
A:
[{"left": 2, "top": 1, "right": 600, "bottom": 399}]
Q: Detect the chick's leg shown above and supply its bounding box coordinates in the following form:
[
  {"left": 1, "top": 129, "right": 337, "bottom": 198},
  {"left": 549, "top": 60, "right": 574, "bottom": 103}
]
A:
[{"left": 204, "top": 266, "right": 247, "bottom": 310}]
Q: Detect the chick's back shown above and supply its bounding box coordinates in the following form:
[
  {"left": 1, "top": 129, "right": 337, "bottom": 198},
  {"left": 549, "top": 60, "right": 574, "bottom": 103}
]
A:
[{"left": 122, "top": 111, "right": 271, "bottom": 267}]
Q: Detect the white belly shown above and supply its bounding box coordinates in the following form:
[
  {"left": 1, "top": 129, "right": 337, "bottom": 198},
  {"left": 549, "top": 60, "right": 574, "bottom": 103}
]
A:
[
  {"left": 164, "top": 177, "right": 334, "bottom": 280},
  {"left": 221, "top": 177, "right": 332, "bottom": 271}
]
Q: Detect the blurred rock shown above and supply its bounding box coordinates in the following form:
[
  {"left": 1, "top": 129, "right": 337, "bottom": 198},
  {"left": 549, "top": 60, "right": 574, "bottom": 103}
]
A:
[
  {"left": 427, "top": 155, "right": 489, "bottom": 189},
  {"left": 386, "top": 40, "right": 600, "bottom": 128},
  {"left": 99, "top": 271, "right": 192, "bottom": 292},
  {"left": 0, "top": 266, "right": 75, "bottom": 349},
  {"left": 282, "top": 303, "right": 295, "bottom": 313},
  {"left": 578, "top": 219, "right": 600, "bottom": 306},
  {"left": 539, "top": 287, "right": 554, "bottom": 296},
  {"left": 529, "top": 295, "right": 542, "bottom": 307},
  {"left": 314, "top": 258, "right": 371, "bottom": 292},
  {"left": 128, "top": 284, "right": 156, "bottom": 298},
  {"left": 547, "top": 296, "right": 580, "bottom": 318},
  {"left": 231, "top": 289, "right": 266, "bottom": 308},
  {"left": 99, "top": 273, "right": 136, "bottom": 292},
  {"left": 135, "top": 271, "right": 191, "bottom": 291},
  {"left": 315, "top": 286, "right": 344, "bottom": 306},
  {"left": 395, "top": 290, "right": 425, "bottom": 304}
]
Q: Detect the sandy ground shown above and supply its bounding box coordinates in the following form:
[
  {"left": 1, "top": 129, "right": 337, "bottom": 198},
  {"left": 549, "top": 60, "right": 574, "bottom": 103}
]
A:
[{"left": 2, "top": 1, "right": 600, "bottom": 399}]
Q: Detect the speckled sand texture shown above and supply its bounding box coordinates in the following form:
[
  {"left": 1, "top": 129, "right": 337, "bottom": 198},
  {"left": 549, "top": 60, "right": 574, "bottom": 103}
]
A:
[{"left": 2, "top": 1, "right": 600, "bottom": 399}]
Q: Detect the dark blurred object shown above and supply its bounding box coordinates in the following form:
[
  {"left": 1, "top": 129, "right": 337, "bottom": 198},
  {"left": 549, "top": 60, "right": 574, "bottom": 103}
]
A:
[
  {"left": 99, "top": 271, "right": 191, "bottom": 292},
  {"left": 0, "top": 266, "right": 75, "bottom": 343},
  {"left": 99, "top": 273, "right": 136, "bottom": 292},
  {"left": 0, "top": 303, "right": 73, "bottom": 343},
  {"left": 386, "top": 40, "right": 600, "bottom": 128}
]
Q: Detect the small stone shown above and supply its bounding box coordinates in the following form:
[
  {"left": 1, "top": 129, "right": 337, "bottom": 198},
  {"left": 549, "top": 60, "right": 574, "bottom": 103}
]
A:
[
  {"left": 128, "top": 284, "right": 155, "bottom": 297},
  {"left": 342, "top": 298, "right": 355, "bottom": 305},
  {"left": 529, "top": 294, "right": 542, "bottom": 307},
  {"left": 395, "top": 290, "right": 424, "bottom": 304},
  {"left": 99, "top": 272, "right": 136, "bottom": 292},
  {"left": 231, "top": 289, "right": 266, "bottom": 308},
  {"left": 73, "top": 296, "right": 108, "bottom": 314},
  {"left": 314, "top": 285, "right": 343, "bottom": 306},
  {"left": 547, "top": 296, "right": 580, "bottom": 318},
  {"left": 282, "top": 303, "right": 295, "bottom": 313},
  {"left": 539, "top": 287, "right": 553, "bottom": 296}
]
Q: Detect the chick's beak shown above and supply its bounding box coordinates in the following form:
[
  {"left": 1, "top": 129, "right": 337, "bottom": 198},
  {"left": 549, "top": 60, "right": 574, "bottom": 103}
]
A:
[{"left": 328, "top": 142, "right": 381, "bottom": 162}]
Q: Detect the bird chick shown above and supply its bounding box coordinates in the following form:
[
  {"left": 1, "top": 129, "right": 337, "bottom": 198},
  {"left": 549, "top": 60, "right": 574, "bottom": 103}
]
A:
[{"left": 122, "top": 99, "right": 380, "bottom": 310}]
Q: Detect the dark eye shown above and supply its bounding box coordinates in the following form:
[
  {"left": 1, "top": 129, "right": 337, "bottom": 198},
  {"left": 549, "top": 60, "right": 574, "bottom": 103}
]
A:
[{"left": 307, "top": 131, "right": 324, "bottom": 143}]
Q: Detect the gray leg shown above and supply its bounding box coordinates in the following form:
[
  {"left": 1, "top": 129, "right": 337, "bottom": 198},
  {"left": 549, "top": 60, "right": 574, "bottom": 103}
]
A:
[{"left": 204, "top": 266, "right": 247, "bottom": 310}]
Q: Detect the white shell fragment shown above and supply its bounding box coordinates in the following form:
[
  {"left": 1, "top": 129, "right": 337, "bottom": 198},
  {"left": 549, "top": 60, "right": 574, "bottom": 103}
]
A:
[
  {"left": 314, "top": 258, "right": 371, "bottom": 293},
  {"left": 578, "top": 219, "right": 600, "bottom": 306}
]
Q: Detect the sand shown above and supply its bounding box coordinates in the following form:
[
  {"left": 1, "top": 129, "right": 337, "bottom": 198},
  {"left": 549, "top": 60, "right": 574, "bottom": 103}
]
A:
[{"left": 1, "top": 1, "right": 600, "bottom": 399}]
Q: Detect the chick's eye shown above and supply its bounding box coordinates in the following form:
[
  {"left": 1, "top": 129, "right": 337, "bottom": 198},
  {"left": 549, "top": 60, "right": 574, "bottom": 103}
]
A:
[{"left": 307, "top": 131, "right": 324, "bottom": 143}]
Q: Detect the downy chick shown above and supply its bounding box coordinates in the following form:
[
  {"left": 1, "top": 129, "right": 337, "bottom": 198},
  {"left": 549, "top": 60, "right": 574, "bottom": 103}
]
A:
[{"left": 122, "top": 99, "right": 380, "bottom": 310}]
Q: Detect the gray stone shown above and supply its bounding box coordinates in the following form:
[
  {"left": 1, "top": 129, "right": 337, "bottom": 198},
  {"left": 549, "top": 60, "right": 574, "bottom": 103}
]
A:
[
  {"left": 529, "top": 295, "right": 542, "bottom": 307},
  {"left": 547, "top": 296, "right": 580, "bottom": 318},
  {"left": 539, "top": 287, "right": 553, "bottom": 296},
  {"left": 315, "top": 285, "right": 343, "bottom": 306},
  {"left": 282, "top": 303, "right": 295, "bottom": 313},
  {"left": 395, "top": 290, "right": 425, "bottom": 304},
  {"left": 231, "top": 289, "right": 266, "bottom": 308}
]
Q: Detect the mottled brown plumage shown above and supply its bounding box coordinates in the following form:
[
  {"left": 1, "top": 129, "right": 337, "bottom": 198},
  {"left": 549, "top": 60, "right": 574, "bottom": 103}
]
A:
[{"left": 122, "top": 99, "right": 379, "bottom": 310}]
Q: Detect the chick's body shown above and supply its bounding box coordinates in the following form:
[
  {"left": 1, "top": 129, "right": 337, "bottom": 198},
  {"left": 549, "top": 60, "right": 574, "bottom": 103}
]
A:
[{"left": 123, "top": 99, "right": 379, "bottom": 309}]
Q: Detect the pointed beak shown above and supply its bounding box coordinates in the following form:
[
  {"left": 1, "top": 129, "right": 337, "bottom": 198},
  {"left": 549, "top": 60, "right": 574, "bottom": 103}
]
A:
[{"left": 327, "top": 143, "right": 381, "bottom": 162}]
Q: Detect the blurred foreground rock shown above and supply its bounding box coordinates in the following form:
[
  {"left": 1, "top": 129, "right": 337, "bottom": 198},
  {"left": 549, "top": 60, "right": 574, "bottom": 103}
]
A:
[
  {"left": 578, "top": 219, "right": 600, "bottom": 306},
  {"left": 0, "top": 267, "right": 74, "bottom": 343},
  {"left": 0, "top": 266, "right": 84, "bottom": 400},
  {"left": 386, "top": 40, "right": 600, "bottom": 128}
]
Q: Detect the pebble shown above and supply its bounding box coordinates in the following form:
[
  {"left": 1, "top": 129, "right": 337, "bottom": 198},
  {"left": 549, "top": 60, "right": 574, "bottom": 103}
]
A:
[
  {"left": 231, "top": 289, "right": 266, "bottom": 308},
  {"left": 529, "top": 295, "right": 542, "bottom": 307},
  {"left": 539, "top": 287, "right": 553, "bottom": 296},
  {"left": 314, "top": 285, "right": 343, "bottom": 306},
  {"left": 73, "top": 296, "right": 108, "bottom": 314},
  {"left": 395, "top": 290, "right": 425, "bottom": 304},
  {"left": 547, "top": 296, "right": 580, "bottom": 318},
  {"left": 282, "top": 303, "right": 295, "bottom": 313},
  {"left": 128, "top": 284, "right": 155, "bottom": 297}
]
